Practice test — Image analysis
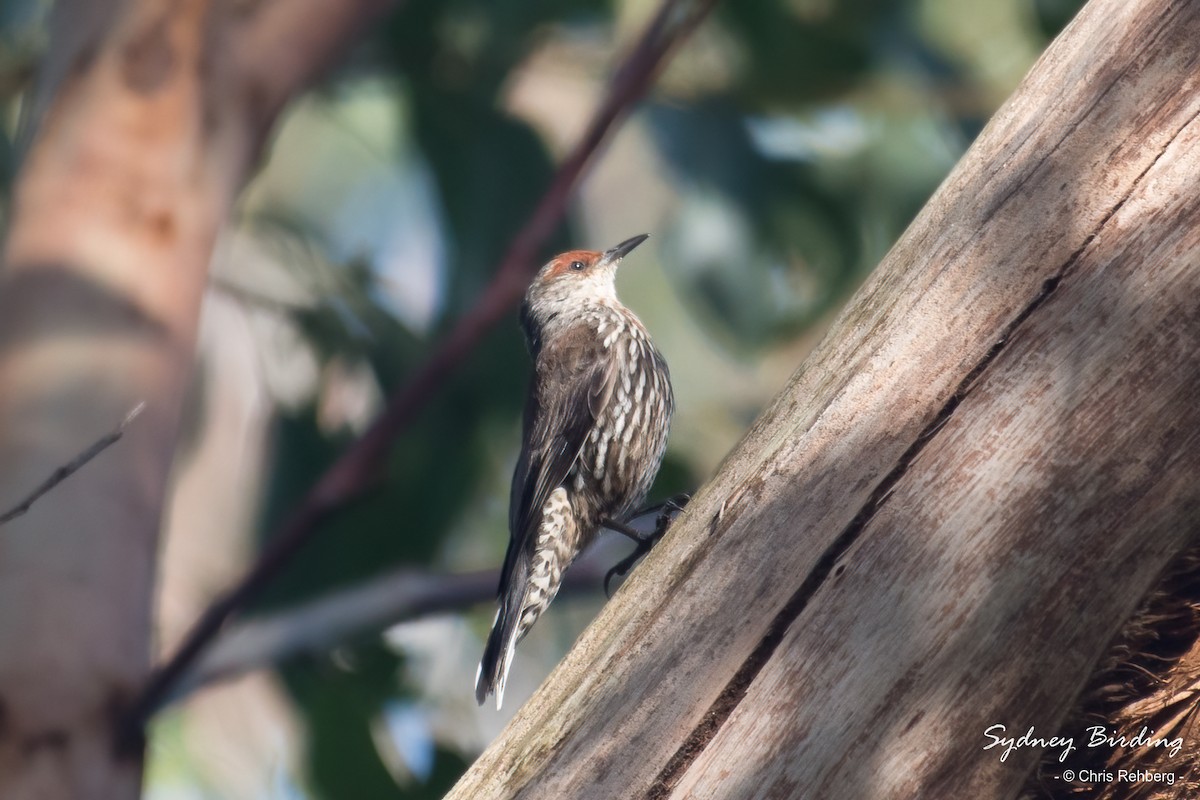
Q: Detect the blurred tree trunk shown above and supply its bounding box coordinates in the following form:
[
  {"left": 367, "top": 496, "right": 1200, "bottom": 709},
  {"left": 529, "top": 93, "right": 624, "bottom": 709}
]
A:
[
  {"left": 0, "top": 1, "right": 385, "bottom": 797},
  {"left": 446, "top": 0, "right": 1200, "bottom": 798}
]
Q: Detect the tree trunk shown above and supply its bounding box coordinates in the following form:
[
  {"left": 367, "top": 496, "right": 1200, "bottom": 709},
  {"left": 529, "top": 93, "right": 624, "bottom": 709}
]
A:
[
  {"left": 0, "top": 1, "right": 385, "bottom": 797},
  {"left": 445, "top": 0, "right": 1200, "bottom": 797}
]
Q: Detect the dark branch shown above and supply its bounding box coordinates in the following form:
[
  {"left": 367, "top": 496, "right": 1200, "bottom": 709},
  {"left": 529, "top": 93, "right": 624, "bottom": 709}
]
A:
[
  {"left": 122, "top": 0, "right": 717, "bottom": 738},
  {"left": 0, "top": 402, "right": 144, "bottom": 526}
]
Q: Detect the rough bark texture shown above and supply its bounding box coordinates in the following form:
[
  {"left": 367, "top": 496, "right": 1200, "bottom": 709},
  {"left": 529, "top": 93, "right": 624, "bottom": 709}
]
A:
[
  {"left": 0, "top": 1, "right": 386, "bottom": 797},
  {"left": 445, "top": 0, "right": 1200, "bottom": 797},
  {"left": 1023, "top": 544, "right": 1200, "bottom": 800}
]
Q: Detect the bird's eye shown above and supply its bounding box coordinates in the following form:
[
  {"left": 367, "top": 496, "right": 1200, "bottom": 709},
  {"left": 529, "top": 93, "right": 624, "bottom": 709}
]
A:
[{"left": 569, "top": 260, "right": 586, "bottom": 271}]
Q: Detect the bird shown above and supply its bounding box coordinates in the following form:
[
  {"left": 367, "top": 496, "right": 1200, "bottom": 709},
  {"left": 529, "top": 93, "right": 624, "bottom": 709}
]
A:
[{"left": 475, "top": 233, "right": 674, "bottom": 709}]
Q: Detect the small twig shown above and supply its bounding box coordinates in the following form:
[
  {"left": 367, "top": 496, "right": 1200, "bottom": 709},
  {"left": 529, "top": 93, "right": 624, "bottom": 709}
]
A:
[
  {"left": 0, "top": 402, "right": 145, "bottom": 526},
  {"left": 122, "top": 0, "right": 718, "bottom": 740}
]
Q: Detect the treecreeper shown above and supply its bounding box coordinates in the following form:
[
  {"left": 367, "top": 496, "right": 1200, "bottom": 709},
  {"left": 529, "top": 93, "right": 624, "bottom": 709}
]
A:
[{"left": 476, "top": 234, "right": 675, "bottom": 708}]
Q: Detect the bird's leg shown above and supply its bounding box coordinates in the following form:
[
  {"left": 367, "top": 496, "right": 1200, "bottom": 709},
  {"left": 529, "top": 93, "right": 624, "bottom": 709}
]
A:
[
  {"left": 602, "top": 518, "right": 649, "bottom": 544},
  {"left": 602, "top": 493, "right": 691, "bottom": 596},
  {"left": 655, "top": 492, "right": 691, "bottom": 524},
  {"left": 601, "top": 518, "right": 653, "bottom": 596}
]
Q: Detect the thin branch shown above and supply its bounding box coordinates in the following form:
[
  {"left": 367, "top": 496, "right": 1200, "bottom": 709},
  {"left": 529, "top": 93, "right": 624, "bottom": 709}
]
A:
[
  {"left": 168, "top": 554, "right": 612, "bottom": 705},
  {"left": 0, "top": 402, "right": 145, "bottom": 526},
  {"left": 122, "top": 0, "right": 717, "bottom": 735}
]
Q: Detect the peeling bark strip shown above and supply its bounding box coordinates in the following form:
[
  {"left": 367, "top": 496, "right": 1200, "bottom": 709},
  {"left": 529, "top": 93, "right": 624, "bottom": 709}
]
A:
[
  {"left": 444, "top": 0, "right": 1200, "bottom": 798},
  {"left": 1022, "top": 544, "right": 1200, "bottom": 800},
  {"left": 0, "top": 1, "right": 388, "bottom": 798}
]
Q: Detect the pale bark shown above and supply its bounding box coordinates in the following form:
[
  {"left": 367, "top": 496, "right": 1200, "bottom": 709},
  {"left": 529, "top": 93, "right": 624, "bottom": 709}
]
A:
[
  {"left": 445, "top": 0, "right": 1200, "bottom": 797},
  {"left": 0, "top": 1, "right": 386, "bottom": 797}
]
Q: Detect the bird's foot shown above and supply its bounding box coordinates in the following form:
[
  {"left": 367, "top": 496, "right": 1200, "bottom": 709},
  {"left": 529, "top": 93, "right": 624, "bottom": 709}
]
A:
[
  {"left": 655, "top": 492, "right": 690, "bottom": 526},
  {"left": 602, "top": 493, "right": 691, "bottom": 596}
]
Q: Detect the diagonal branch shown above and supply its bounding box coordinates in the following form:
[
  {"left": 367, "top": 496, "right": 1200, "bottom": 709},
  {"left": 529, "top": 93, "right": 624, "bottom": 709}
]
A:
[
  {"left": 439, "top": 0, "right": 1200, "bottom": 795},
  {"left": 123, "top": 0, "right": 718, "bottom": 735}
]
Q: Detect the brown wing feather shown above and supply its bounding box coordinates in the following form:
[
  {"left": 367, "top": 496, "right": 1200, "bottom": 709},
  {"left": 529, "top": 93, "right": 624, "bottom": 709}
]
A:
[
  {"left": 478, "top": 330, "right": 614, "bottom": 705},
  {"left": 506, "top": 330, "right": 614, "bottom": 570}
]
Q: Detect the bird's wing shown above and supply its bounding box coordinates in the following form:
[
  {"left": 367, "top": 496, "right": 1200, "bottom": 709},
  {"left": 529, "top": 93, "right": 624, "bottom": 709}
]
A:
[
  {"left": 479, "top": 330, "right": 615, "bottom": 707},
  {"left": 507, "top": 332, "right": 615, "bottom": 563}
]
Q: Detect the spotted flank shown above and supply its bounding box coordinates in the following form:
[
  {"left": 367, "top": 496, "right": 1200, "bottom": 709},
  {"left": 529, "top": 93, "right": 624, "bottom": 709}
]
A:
[{"left": 519, "top": 488, "right": 578, "bottom": 636}]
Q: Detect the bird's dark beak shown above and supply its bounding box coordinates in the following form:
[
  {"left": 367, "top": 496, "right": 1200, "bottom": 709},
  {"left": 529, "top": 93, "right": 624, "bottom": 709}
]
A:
[{"left": 601, "top": 234, "right": 650, "bottom": 266}]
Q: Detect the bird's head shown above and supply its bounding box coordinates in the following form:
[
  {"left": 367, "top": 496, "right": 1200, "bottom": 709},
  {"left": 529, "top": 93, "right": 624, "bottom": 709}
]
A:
[{"left": 523, "top": 234, "right": 649, "bottom": 332}]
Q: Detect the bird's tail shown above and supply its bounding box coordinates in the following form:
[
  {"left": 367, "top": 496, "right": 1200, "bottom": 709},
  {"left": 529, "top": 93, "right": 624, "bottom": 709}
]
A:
[{"left": 476, "top": 594, "right": 523, "bottom": 709}]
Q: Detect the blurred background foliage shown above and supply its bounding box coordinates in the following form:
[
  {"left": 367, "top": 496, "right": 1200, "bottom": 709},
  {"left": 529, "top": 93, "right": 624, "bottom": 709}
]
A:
[{"left": 0, "top": 0, "right": 1084, "bottom": 797}]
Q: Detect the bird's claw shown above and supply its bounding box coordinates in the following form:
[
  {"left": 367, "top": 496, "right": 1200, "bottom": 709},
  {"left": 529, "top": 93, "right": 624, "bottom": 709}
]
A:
[
  {"left": 603, "top": 493, "right": 691, "bottom": 597},
  {"left": 604, "top": 545, "right": 648, "bottom": 597},
  {"left": 656, "top": 492, "right": 690, "bottom": 530}
]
